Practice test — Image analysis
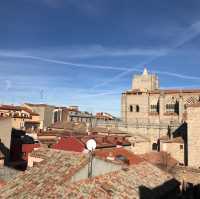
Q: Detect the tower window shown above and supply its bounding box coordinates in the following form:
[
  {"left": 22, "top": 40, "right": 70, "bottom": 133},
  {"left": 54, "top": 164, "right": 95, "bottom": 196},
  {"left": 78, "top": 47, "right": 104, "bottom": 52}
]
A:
[
  {"left": 136, "top": 105, "right": 140, "bottom": 112},
  {"left": 129, "top": 105, "right": 133, "bottom": 112},
  {"left": 150, "top": 104, "right": 158, "bottom": 113}
]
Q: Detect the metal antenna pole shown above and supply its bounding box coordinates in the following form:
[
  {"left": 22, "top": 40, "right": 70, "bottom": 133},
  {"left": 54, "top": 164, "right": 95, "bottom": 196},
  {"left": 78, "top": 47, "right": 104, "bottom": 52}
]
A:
[{"left": 88, "top": 150, "right": 93, "bottom": 178}]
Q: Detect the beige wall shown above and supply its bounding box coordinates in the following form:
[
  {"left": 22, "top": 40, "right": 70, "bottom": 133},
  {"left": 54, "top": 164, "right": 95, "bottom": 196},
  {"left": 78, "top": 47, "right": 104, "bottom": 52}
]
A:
[
  {"left": 119, "top": 125, "right": 168, "bottom": 146},
  {"left": 122, "top": 69, "right": 200, "bottom": 125},
  {"left": 70, "top": 157, "right": 121, "bottom": 182},
  {"left": 132, "top": 70, "right": 159, "bottom": 91},
  {"left": 127, "top": 141, "right": 151, "bottom": 155},
  {"left": 160, "top": 141, "right": 184, "bottom": 164},
  {"left": 187, "top": 106, "right": 200, "bottom": 168},
  {"left": 122, "top": 91, "right": 200, "bottom": 125},
  {"left": 0, "top": 118, "right": 12, "bottom": 149},
  {"left": 31, "top": 115, "right": 40, "bottom": 122},
  {"left": 23, "top": 104, "right": 54, "bottom": 129},
  {"left": 11, "top": 118, "right": 25, "bottom": 129}
]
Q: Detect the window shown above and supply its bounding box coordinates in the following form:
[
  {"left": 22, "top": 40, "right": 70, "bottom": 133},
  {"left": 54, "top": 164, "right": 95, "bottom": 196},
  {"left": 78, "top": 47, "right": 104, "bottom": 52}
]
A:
[
  {"left": 180, "top": 144, "right": 183, "bottom": 150},
  {"left": 166, "top": 102, "right": 179, "bottom": 114},
  {"left": 129, "top": 105, "right": 140, "bottom": 112},
  {"left": 136, "top": 105, "right": 140, "bottom": 112},
  {"left": 152, "top": 143, "right": 157, "bottom": 150},
  {"left": 129, "top": 105, "right": 133, "bottom": 112},
  {"left": 150, "top": 104, "right": 158, "bottom": 113}
]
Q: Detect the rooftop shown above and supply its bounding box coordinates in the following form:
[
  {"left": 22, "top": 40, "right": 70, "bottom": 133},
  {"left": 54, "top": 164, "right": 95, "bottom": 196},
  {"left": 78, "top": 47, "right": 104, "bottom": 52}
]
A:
[
  {"left": 170, "top": 166, "right": 200, "bottom": 185},
  {"left": 0, "top": 148, "right": 88, "bottom": 198},
  {"left": 61, "top": 162, "right": 177, "bottom": 199},
  {"left": 0, "top": 150, "right": 178, "bottom": 199},
  {"left": 160, "top": 137, "right": 184, "bottom": 144},
  {"left": 140, "top": 151, "right": 178, "bottom": 170},
  {"left": 123, "top": 89, "right": 200, "bottom": 95},
  {"left": 23, "top": 103, "right": 55, "bottom": 108},
  {"left": 0, "top": 105, "right": 39, "bottom": 116},
  {"left": 95, "top": 148, "right": 144, "bottom": 165},
  {"left": 0, "top": 166, "right": 21, "bottom": 183}
]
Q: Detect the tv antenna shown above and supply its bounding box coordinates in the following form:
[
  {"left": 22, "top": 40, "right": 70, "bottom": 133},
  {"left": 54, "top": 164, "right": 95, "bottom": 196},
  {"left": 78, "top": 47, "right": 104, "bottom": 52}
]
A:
[{"left": 86, "top": 139, "right": 96, "bottom": 178}]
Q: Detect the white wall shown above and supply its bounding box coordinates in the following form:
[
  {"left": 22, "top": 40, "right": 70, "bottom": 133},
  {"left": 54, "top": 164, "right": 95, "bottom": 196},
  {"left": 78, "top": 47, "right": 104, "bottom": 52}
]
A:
[{"left": 70, "top": 157, "right": 121, "bottom": 182}]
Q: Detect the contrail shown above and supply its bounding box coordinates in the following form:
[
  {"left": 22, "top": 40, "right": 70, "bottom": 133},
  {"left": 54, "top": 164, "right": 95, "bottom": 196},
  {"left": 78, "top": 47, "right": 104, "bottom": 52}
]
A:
[
  {"left": 92, "top": 20, "right": 200, "bottom": 89},
  {"left": 152, "top": 70, "right": 200, "bottom": 80},
  {"left": 1, "top": 51, "right": 200, "bottom": 84},
  {"left": 90, "top": 57, "right": 156, "bottom": 90},
  {"left": 0, "top": 53, "right": 129, "bottom": 71},
  {"left": 1, "top": 21, "right": 200, "bottom": 89}
]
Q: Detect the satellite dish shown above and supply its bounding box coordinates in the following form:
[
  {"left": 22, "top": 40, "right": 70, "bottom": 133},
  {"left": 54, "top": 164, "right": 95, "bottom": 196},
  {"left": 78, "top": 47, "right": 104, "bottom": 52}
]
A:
[{"left": 86, "top": 139, "right": 96, "bottom": 151}]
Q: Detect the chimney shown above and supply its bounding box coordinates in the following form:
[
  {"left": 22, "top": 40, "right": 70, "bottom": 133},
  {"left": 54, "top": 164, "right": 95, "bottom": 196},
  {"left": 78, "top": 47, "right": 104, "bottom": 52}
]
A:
[{"left": 106, "top": 152, "right": 114, "bottom": 161}]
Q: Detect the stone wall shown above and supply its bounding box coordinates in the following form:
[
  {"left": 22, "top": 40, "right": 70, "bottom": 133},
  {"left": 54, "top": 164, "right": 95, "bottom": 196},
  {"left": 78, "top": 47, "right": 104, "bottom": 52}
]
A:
[
  {"left": 160, "top": 141, "right": 184, "bottom": 164},
  {"left": 187, "top": 105, "right": 200, "bottom": 168},
  {"left": 127, "top": 141, "right": 151, "bottom": 155},
  {"left": 122, "top": 91, "right": 200, "bottom": 125}
]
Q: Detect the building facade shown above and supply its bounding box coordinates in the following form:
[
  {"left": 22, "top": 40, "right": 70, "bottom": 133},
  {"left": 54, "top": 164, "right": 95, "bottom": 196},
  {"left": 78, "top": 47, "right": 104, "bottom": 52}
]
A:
[
  {"left": 0, "top": 105, "right": 40, "bottom": 131},
  {"left": 121, "top": 68, "right": 200, "bottom": 150},
  {"left": 122, "top": 69, "right": 200, "bottom": 125},
  {"left": 22, "top": 103, "right": 54, "bottom": 130},
  {"left": 52, "top": 106, "right": 95, "bottom": 127}
]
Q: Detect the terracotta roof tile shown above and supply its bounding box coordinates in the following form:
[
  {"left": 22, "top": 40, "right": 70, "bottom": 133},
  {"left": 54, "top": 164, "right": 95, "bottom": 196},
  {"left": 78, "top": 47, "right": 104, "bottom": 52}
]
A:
[
  {"left": 95, "top": 148, "right": 144, "bottom": 165},
  {"left": 0, "top": 148, "right": 88, "bottom": 198},
  {"left": 140, "top": 151, "right": 178, "bottom": 169},
  {"left": 0, "top": 149, "right": 179, "bottom": 198},
  {"left": 63, "top": 162, "right": 177, "bottom": 199},
  {"left": 123, "top": 89, "right": 200, "bottom": 95}
]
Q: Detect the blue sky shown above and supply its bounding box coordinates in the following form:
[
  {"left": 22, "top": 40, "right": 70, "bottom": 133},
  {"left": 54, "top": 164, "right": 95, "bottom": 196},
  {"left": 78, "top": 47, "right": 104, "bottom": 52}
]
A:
[{"left": 1, "top": 0, "right": 200, "bottom": 116}]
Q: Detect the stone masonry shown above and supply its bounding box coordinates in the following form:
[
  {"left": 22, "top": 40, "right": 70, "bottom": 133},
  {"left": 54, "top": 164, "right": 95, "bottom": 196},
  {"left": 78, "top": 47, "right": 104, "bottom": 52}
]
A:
[{"left": 187, "top": 103, "right": 200, "bottom": 168}]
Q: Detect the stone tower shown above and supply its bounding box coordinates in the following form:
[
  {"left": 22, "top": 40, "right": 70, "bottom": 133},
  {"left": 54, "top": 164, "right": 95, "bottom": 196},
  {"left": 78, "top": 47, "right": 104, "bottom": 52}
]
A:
[{"left": 132, "top": 68, "right": 159, "bottom": 91}]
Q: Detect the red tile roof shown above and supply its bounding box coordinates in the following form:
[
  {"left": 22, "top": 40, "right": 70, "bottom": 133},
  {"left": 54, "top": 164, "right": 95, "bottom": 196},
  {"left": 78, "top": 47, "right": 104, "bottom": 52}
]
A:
[
  {"left": 0, "top": 179, "right": 6, "bottom": 188},
  {"left": 140, "top": 151, "right": 178, "bottom": 169},
  {"left": 0, "top": 105, "right": 39, "bottom": 116},
  {"left": 79, "top": 135, "right": 131, "bottom": 149},
  {"left": 95, "top": 148, "right": 144, "bottom": 165},
  {"left": 123, "top": 89, "right": 200, "bottom": 95},
  {"left": 24, "top": 103, "right": 54, "bottom": 107},
  {"left": 0, "top": 149, "right": 178, "bottom": 198},
  {"left": 0, "top": 105, "right": 22, "bottom": 111},
  {"left": 52, "top": 137, "right": 85, "bottom": 152},
  {"left": 61, "top": 162, "right": 177, "bottom": 198}
]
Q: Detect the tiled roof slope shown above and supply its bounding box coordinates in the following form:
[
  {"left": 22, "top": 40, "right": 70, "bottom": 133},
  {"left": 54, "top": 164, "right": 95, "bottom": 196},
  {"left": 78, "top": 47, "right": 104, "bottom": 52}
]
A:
[
  {"left": 0, "top": 148, "right": 88, "bottom": 198},
  {"left": 0, "top": 149, "right": 177, "bottom": 199},
  {"left": 64, "top": 162, "right": 175, "bottom": 199},
  {"left": 140, "top": 151, "right": 178, "bottom": 169},
  {"left": 95, "top": 148, "right": 144, "bottom": 165},
  {"left": 170, "top": 166, "right": 200, "bottom": 185}
]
